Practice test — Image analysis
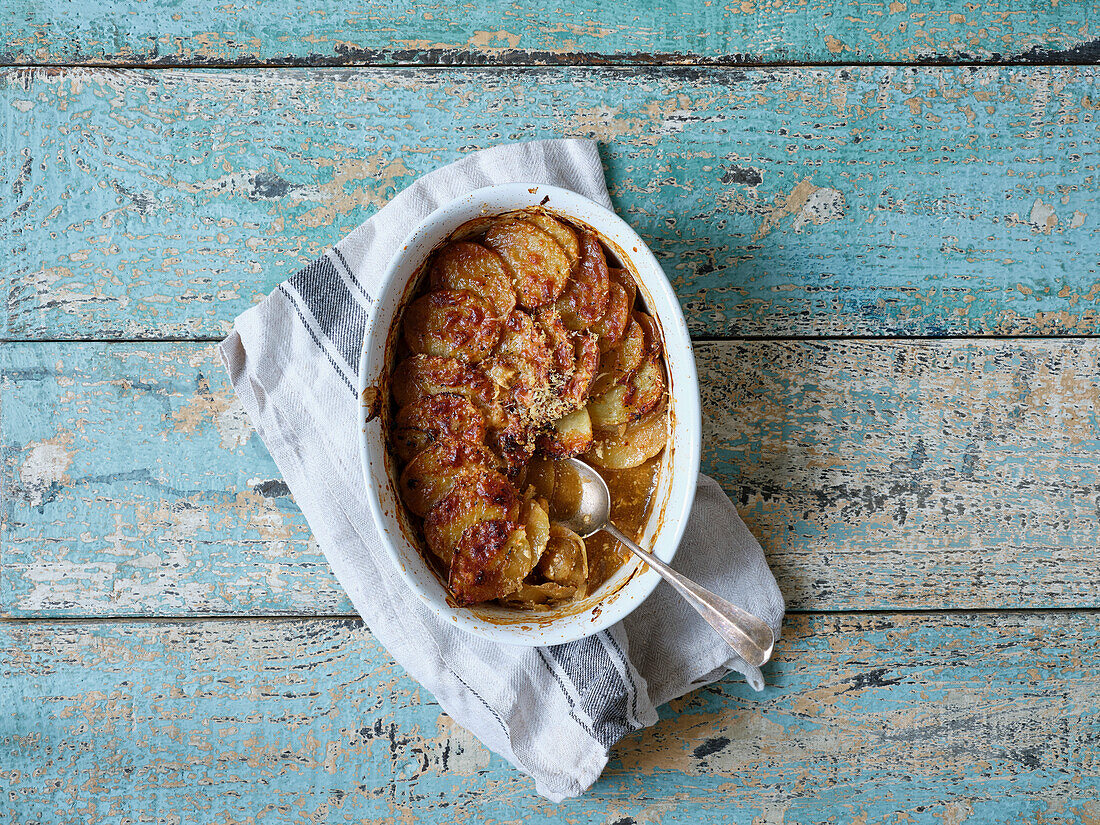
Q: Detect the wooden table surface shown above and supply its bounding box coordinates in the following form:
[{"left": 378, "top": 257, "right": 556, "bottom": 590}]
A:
[{"left": 3, "top": 3, "right": 1098, "bottom": 823}]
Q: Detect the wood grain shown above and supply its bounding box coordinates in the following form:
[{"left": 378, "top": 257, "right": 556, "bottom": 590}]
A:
[
  {"left": 4, "top": 66, "right": 1099, "bottom": 341},
  {"left": 2, "top": 0, "right": 1096, "bottom": 67},
  {"left": 2, "top": 612, "right": 1097, "bottom": 823},
  {"left": 4, "top": 338, "right": 1098, "bottom": 617}
]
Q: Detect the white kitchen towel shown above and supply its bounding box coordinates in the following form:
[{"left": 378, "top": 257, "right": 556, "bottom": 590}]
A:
[{"left": 219, "top": 139, "right": 784, "bottom": 801}]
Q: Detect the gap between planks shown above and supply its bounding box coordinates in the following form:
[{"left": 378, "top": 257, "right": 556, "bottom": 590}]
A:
[
  {"left": 2, "top": 606, "right": 1098, "bottom": 625},
  {"left": 1, "top": 57, "right": 1097, "bottom": 70}
]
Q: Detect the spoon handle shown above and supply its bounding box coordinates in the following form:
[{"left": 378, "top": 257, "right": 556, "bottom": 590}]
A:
[{"left": 602, "top": 522, "right": 775, "bottom": 668}]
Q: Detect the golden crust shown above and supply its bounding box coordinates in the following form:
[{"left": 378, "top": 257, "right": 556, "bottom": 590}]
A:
[
  {"left": 592, "top": 278, "right": 631, "bottom": 352},
  {"left": 403, "top": 289, "right": 501, "bottom": 363},
  {"left": 398, "top": 440, "right": 497, "bottom": 517},
  {"left": 558, "top": 332, "right": 601, "bottom": 413},
  {"left": 423, "top": 472, "right": 519, "bottom": 564},
  {"left": 392, "top": 394, "right": 487, "bottom": 463},
  {"left": 483, "top": 219, "right": 572, "bottom": 309},
  {"left": 448, "top": 520, "right": 533, "bottom": 605},
  {"left": 429, "top": 241, "right": 517, "bottom": 316},
  {"left": 526, "top": 212, "right": 580, "bottom": 263},
  {"left": 556, "top": 229, "right": 610, "bottom": 330},
  {"left": 391, "top": 354, "right": 499, "bottom": 421}
]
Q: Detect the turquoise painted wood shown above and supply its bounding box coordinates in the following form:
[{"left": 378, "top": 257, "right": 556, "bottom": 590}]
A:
[
  {"left": 3, "top": 613, "right": 1097, "bottom": 823},
  {"left": 4, "top": 66, "right": 1099, "bottom": 341},
  {"left": 4, "top": 338, "right": 1099, "bottom": 618},
  {"left": 4, "top": 8, "right": 1099, "bottom": 822},
  {"left": 0, "top": 343, "right": 347, "bottom": 617},
  {"left": 2, "top": 0, "right": 1096, "bottom": 66}
]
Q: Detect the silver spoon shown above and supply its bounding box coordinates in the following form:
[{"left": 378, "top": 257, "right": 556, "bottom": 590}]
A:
[{"left": 554, "top": 457, "right": 775, "bottom": 668}]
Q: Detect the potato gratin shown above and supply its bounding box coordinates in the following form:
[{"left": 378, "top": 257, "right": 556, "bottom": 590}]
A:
[{"left": 388, "top": 209, "right": 668, "bottom": 608}]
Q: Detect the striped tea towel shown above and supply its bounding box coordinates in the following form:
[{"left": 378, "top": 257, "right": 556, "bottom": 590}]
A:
[{"left": 219, "top": 139, "right": 785, "bottom": 800}]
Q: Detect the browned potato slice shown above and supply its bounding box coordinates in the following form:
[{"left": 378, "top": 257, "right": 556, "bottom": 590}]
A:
[
  {"left": 448, "top": 520, "right": 535, "bottom": 605},
  {"left": 423, "top": 472, "right": 519, "bottom": 563},
  {"left": 536, "top": 407, "right": 593, "bottom": 459},
  {"left": 556, "top": 229, "right": 609, "bottom": 330},
  {"left": 403, "top": 289, "right": 501, "bottom": 364},
  {"left": 592, "top": 279, "right": 631, "bottom": 352},
  {"left": 601, "top": 316, "right": 645, "bottom": 380},
  {"left": 483, "top": 219, "right": 572, "bottom": 309},
  {"left": 536, "top": 524, "right": 589, "bottom": 590},
  {"left": 391, "top": 355, "right": 500, "bottom": 426},
  {"left": 392, "top": 394, "right": 486, "bottom": 463},
  {"left": 610, "top": 268, "right": 637, "bottom": 309},
  {"left": 526, "top": 212, "right": 580, "bottom": 262},
  {"left": 429, "top": 242, "right": 517, "bottom": 317},
  {"left": 558, "top": 333, "right": 601, "bottom": 413},
  {"left": 586, "top": 403, "right": 668, "bottom": 470},
  {"left": 633, "top": 310, "right": 662, "bottom": 359},
  {"left": 587, "top": 356, "right": 665, "bottom": 428},
  {"left": 487, "top": 417, "right": 538, "bottom": 478},
  {"left": 483, "top": 310, "right": 553, "bottom": 403},
  {"left": 448, "top": 216, "right": 499, "bottom": 242},
  {"left": 536, "top": 310, "right": 575, "bottom": 376},
  {"left": 398, "top": 440, "right": 497, "bottom": 517}
]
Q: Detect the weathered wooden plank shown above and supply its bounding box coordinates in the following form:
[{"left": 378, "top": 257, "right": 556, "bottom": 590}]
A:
[
  {"left": 2, "top": 0, "right": 1096, "bottom": 67},
  {"left": 4, "top": 66, "right": 1099, "bottom": 340},
  {"left": 2, "top": 612, "right": 1097, "bottom": 823},
  {"left": 4, "top": 338, "right": 1098, "bottom": 617},
  {"left": 0, "top": 343, "right": 352, "bottom": 617}
]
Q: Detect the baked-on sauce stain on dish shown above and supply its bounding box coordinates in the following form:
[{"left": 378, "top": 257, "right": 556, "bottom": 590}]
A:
[{"left": 386, "top": 208, "right": 670, "bottom": 610}]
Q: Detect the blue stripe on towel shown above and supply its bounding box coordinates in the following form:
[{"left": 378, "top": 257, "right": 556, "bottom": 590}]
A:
[
  {"left": 545, "top": 632, "right": 638, "bottom": 748},
  {"left": 286, "top": 255, "right": 368, "bottom": 375}
]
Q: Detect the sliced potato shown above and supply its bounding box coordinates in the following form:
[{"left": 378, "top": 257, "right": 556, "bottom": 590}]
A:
[
  {"left": 600, "top": 316, "right": 645, "bottom": 380},
  {"left": 536, "top": 406, "right": 593, "bottom": 459},
  {"left": 522, "top": 498, "right": 551, "bottom": 569},
  {"left": 483, "top": 310, "right": 553, "bottom": 400},
  {"left": 523, "top": 455, "right": 556, "bottom": 501},
  {"left": 429, "top": 242, "right": 516, "bottom": 316},
  {"left": 535, "top": 310, "right": 575, "bottom": 376},
  {"left": 592, "top": 279, "right": 631, "bottom": 352},
  {"left": 392, "top": 394, "right": 486, "bottom": 463},
  {"left": 423, "top": 472, "right": 518, "bottom": 563},
  {"left": 526, "top": 212, "right": 580, "bottom": 263},
  {"left": 447, "top": 216, "right": 499, "bottom": 242},
  {"left": 586, "top": 403, "right": 668, "bottom": 470},
  {"left": 403, "top": 289, "right": 501, "bottom": 363},
  {"left": 633, "top": 310, "right": 662, "bottom": 359},
  {"left": 487, "top": 418, "right": 537, "bottom": 478},
  {"left": 609, "top": 268, "right": 637, "bottom": 310},
  {"left": 398, "top": 440, "right": 497, "bottom": 517},
  {"left": 556, "top": 229, "right": 609, "bottom": 330},
  {"left": 483, "top": 219, "right": 572, "bottom": 309},
  {"left": 536, "top": 524, "right": 589, "bottom": 590},
  {"left": 558, "top": 333, "right": 601, "bottom": 413},
  {"left": 587, "top": 356, "right": 666, "bottom": 428},
  {"left": 448, "top": 520, "right": 533, "bottom": 605},
  {"left": 392, "top": 354, "right": 494, "bottom": 409},
  {"left": 500, "top": 581, "right": 579, "bottom": 609}
]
